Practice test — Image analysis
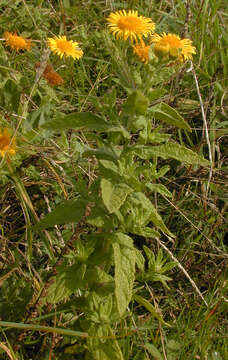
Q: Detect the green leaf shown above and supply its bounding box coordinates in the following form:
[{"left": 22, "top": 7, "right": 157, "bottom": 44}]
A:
[
  {"left": 87, "top": 205, "right": 112, "bottom": 228},
  {"left": 87, "top": 324, "right": 124, "bottom": 360},
  {"left": 151, "top": 102, "right": 192, "bottom": 131},
  {"left": 83, "top": 147, "right": 119, "bottom": 163},
  {"left": 146, "top": 183, "right": 172, "bottom": 198},
  {"left": 101, "top": 178, "right": 133, "bottom": 213},
  {"left": 167, "top": 340, "right": 181, "bottom": 351},
  {"left": 112, "top": 233, "right": 135, "bottom": 317},
  {"left": 33, "top": 199, "right": 87, "bottom": 230},
  {"left": 132, "top": 227, "right": 160, "bottom": 239},
  {"left": 123, "top": 90, "right": 149, "bottom": 116},
  {"left": 42, "top": 112, "right": 109, "bottom": 131},
  {"left": 122, "top": 192, "right": 174, "bottom": 237},
  {"left": 4, "top": 79, "right": 20, "bottom": 112},
  {"left": 105, "top": 126, "right": 131, "bottom": 139},
  {"left": 45, "top": 263, "right": 87, "bottom": 304},
  {"left": 133, "top": 294, "right": 171, "bottom": 327},
  {"left": 134, "top": 248, "right": 145, "bottom": 272},
  {"left": 144, "top": 343, "right": 163, "bottom": 360},
  {"left": 133, "top": 143, "right": 210, "bottom": 166},
  {"left": 148, "top": 89, "right": 167, "bottom": 102}
]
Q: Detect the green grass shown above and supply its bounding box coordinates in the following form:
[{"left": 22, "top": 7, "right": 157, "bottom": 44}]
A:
[{"left": 0, "top": 1, "right": 227, "bottom": 359}]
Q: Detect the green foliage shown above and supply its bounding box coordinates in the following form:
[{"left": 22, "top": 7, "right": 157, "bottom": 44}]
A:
[
  {"left": 151, "top": 102, "right": 192, "bottom": 131},
  {"left": 138, "top": 246, "right": 177, "bottom": 288},
  {"left": 101, "top": 178, "right": 133, "bottom": 214},
  {"left": 33, "top": 199, "right": 87, "bottom": 230},
  {"left": 112, "top": 233, "right": 136, "bottom": 317},
  {"left": 0, "top": 0, "right": 227, "bottom": 359}
]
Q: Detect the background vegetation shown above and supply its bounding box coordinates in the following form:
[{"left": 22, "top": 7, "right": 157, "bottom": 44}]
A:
[{"left": 0, "top": 0, "right": 227, "bottom": 359}]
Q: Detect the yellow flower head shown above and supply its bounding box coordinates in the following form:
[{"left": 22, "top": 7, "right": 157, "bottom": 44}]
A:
[
  {"left": 0, "top": 128, "right": 16, "bottom": 157},
  {"left": 132, "top": 40, "right": 151, "bottom": 63},
  {"left": 107, "top": 10, "right": 155, "bottom": 43},
  {"left": 3, "top": 31, "right": 32, "bottom": 52},
  {"left": 48, "top": 36, "right": 83, "bottom": 60},
  {"left": 151, "top": 33, "right": 196, "bottom": 63}
]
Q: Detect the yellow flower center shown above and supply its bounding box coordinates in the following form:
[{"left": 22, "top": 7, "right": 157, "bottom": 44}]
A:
[
  {"left": 0, "top": 136, "right": 10, "bottom": 150},
  {"left": 161, "top": 35, "right": 182, "bottom": 48},
  {"left": 118, "top": 16, "right": 143, "bottom": 31},
  {"left": 153, "top": 34, "right": 183, "bottom": 59},
  {"left": 56, "top": 39, "right": 73, "bottom": 53}
]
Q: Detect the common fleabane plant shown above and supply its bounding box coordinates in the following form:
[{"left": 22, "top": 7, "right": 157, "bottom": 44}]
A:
[
  {"left": 0, "top": 7, "right": 210, "bottom": 360},
  {"left": 29, "top": 9, "right": 209, "bottom": 358}
]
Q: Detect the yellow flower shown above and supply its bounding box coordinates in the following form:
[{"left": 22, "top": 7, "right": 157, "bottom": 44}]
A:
[
  {"left": 47, "top": 36, "right": 83, "bottom": 60},
  {"left": 132, "top": 40, "right": 151, "bottom": 63},
  {"left": 0, "top": 128, "right": 16, "bottom": 157},
  {"left": 3, "top": 31, "right": 32, "bottom": 51},
  {"left": 151, "top": 33, "right": 196, "bottom": 62},
  {"left": 107, "top": 10, "right": 155, "bottom": 42}
]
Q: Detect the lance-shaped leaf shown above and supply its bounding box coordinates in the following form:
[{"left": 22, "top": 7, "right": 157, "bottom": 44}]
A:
[
  {"left": 42, "top": 112, "right": 109, "bottom": 131},
  {"left": 133, "top": 294, "right": 171, "bottom": 327},
  {"left": 121, "top": 192, "right": 174, "bottom": 237},
  {"left": 33, "top": 199, "right": 87, "bottom": 230},
  {"left": 132, "top": 142, "right": 210, "bottom": 166},
  {"left": 146, "top": 183, "right": 172, "bottom": 198},
  {"left": 112, "top": 233, "right": 135, "bottom": 317},
  {"left": 83, "top": 147, "right": 119, "bottom": 163},
  {"left": 151, "top": 102, "right": 192, "bottom": 131}
]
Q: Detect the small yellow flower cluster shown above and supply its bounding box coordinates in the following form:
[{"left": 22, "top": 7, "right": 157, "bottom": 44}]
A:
[
  {"left": 106, "top": 10, "right": 196, "bottom": 65},
  {"left": 47, "top": 36, "right": 83, "bottom": 60},
  {"left": 3, "top": 31, "right": 83, "bottom": 61},
  {"left": 151, "top": 32, "right": 196, "bottom": 64},
  {"left": 2, "top": 31, "right": 84, "bottom": 157},
  {"left": 3, "top": 31, "right": 33, "bottom": 51},
  {"left": 0, "top": 128, "right": 16, "bottom": 158}
]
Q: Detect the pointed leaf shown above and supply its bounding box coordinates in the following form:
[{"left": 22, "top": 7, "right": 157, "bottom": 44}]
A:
[
  {"left": 133, "top": 143, "right": 210, "bottom": 166},
  {"left": 42, "top": 112, "right": 109, "bottom": 131},
  {"left": 83, "top": 147, "right": 119, "bottom": 163},
  {"left": 33, "top": 199, "right": 87, "bottom": 230},
  {"left": 146, "top": 183, "right": 172, "bottom": 198},
  {"left": 133, "top": 294, "right": 171, "bottom": 327},
  {"left": 122, "top": 192, "right": 174, "bottom": 237},
  {"left": 112, "top": 233, "right": 135, "bottom": 317},
  {"left": 133, "top": 227, "right": 160, "bottom": 239},
  {"left": 152, "top": 102, "right": 192, "bottom": 131}
]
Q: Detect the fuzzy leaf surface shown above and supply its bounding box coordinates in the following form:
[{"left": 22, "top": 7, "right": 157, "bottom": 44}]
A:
[
  {"left": 146, "top": 183, "right": 172, "bottom": 198},
  {"left": 112, "top": 233, "right": 135, "bottom": 317},
  {"left": 33, "top": 199, "right": 87, "bottom": 230},
  {"left": 152, "top": 102, "right": 192, "bottom": 131},
  {"left": 133, "top": 143, "right": 210, "bottom": 166},
  {"left": 42, "top": 112, "right": 109, "bottom": 131},
  {"left": 101, "top": 178, "right": 133, "bottom": 213}
]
